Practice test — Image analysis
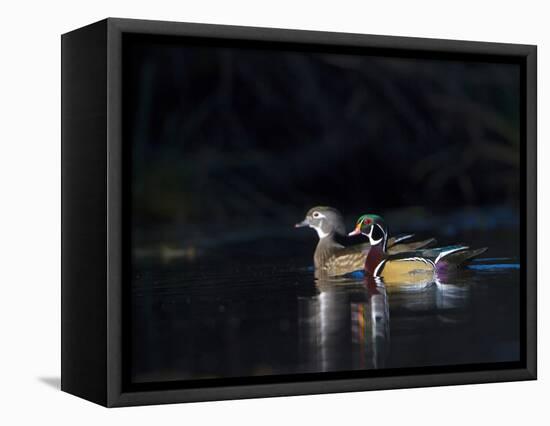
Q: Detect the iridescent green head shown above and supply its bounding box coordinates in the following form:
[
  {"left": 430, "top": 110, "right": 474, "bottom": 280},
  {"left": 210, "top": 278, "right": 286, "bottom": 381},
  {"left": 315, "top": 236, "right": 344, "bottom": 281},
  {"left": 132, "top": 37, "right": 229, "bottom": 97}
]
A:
[{"left": 348, "top": 214, "right": 388, "bottom": 245}]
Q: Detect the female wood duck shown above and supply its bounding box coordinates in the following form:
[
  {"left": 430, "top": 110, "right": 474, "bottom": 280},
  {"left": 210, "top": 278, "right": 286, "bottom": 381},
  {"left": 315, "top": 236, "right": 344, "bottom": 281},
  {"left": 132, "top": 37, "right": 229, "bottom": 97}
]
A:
[
  {"left": 348, "top": 214, "right": 487, "bottom": 284},
  {"left": 295, "top": 206, "right": 436, "bottom": 277}
]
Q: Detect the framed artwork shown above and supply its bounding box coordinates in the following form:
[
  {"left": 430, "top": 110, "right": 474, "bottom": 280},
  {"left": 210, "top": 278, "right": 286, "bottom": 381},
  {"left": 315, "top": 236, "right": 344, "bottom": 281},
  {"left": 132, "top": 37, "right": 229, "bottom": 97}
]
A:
[{"left": 61, "top": 18, "right": 536, "bottom": 407}]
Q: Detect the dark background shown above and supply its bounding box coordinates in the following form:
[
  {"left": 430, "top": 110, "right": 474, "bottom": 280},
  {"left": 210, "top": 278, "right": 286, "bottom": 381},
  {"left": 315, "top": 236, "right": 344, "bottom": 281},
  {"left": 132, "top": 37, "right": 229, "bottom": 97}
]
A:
[
  {"left": 124, "top": 37, "right": 521, "bottom": 238},
  {"left": 123, "top": 35, "right": 523, "bottom": 386}
]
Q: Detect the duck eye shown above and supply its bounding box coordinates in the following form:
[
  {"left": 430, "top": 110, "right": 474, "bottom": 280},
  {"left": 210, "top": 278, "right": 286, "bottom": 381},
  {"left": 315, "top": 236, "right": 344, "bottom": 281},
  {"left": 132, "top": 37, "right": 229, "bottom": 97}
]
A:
[{"left": 312, "top": 212, "right": 320, "bottom": 218}]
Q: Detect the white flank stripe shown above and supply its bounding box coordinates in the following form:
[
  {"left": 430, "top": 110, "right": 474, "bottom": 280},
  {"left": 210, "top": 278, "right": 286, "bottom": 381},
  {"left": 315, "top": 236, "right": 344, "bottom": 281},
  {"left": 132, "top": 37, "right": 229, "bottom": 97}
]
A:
[{"left": 374, "top": 260, "right": 387, "bottom": 277}]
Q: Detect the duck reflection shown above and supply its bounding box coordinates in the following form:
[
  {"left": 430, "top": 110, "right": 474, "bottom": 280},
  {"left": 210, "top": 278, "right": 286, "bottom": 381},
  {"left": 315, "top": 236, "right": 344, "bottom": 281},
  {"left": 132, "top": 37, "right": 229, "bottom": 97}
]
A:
[
  {"left": 434, "top": 276, "right": 472, "bottom": 324},
  {"left": 350, "top": 279, "right": 390, "bottom": 369},
  {"left": 299, "top": 275, "right": 390, "bottom": 372},
  {"left": 299, "top": 271, "right": 473, "bottom": 373}
]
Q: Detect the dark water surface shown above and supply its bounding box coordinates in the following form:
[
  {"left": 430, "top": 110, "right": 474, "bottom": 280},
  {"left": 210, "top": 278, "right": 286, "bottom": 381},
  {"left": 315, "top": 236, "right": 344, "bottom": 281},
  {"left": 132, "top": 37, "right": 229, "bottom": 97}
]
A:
[{"left": 130, "top": 228, "right": 520, "bottom": 384}]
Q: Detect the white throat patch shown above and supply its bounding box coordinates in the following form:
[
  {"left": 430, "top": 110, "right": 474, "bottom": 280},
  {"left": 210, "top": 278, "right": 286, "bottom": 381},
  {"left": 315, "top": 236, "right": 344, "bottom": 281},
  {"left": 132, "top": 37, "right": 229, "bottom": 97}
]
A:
[
  {"left": 311, "top": 224, "right": 329, "bottom": 239},
  {"left": 367, "top": 225, "right": 384, "bottom": 246}
]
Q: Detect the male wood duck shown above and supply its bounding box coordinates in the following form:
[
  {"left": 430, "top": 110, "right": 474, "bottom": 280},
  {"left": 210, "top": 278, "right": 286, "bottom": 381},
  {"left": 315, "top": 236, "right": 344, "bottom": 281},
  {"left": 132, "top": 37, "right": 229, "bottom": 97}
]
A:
[
  {"left": 348, "top": 214, "right": 487, "bottom": 284},
  {"left": 295, "top": 206, "right": 436, "bottom": 277}
]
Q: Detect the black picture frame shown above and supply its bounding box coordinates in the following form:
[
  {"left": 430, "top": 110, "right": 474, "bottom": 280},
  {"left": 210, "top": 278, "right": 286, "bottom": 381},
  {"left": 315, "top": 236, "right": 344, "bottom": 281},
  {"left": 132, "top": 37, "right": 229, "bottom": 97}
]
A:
[{"left": 61, "top": 17, "right": 537, "bottom": 407}]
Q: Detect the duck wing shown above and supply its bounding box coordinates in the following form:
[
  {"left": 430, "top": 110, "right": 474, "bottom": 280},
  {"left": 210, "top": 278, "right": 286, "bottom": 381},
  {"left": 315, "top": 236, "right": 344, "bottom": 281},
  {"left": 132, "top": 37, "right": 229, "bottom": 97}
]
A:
[
  {"left": 434, "top": 246, "right": 488, "bottom": 269},
  {"left": 323, "top": 245, "right": 369, "bottom": 277},
  {"left": 396, "top": 245, "right": 487, "bottom": 270},
  {"left": 388, "top": 237, "right": 437, "bottom": 254},
  {"left": 388, "top": 234, "right": 414, "bottom": 246}
]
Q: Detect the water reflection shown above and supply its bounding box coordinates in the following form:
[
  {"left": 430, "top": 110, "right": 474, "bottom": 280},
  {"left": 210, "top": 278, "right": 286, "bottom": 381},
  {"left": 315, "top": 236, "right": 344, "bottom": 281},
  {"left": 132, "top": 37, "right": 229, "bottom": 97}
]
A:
[
  {"left": 131, "top": 255, "right": 520, "bottom": 384},
  {"left": 299, "top": 277, "right": 391, "bottom": 372},
  {"left": 301, "top": 272, "right": 478, "bottom": 373}
]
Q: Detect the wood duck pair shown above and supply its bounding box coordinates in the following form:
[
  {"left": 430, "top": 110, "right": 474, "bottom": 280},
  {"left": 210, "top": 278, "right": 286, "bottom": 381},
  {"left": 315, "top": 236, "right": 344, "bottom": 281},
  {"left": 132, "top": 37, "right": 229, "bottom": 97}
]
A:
[
  {"left": 295, "top": 206, "right": 436, "bottom": 277},
  {"left": 348, "top": 214, "right": 487, "bottom": 284}
]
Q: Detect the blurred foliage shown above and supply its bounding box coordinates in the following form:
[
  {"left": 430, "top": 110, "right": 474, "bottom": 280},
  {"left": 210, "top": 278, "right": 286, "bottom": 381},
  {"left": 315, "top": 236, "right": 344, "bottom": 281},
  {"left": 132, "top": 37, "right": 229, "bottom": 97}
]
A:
[{"left": 125, "top": 40, "right": 520, "bottom": 227}]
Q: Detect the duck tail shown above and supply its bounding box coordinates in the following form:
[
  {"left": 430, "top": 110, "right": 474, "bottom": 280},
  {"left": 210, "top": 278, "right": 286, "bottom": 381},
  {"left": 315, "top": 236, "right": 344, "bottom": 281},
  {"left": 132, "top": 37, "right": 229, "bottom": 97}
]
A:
[{"left": 400, "top": 237, "right": 437, "bottom": 252}]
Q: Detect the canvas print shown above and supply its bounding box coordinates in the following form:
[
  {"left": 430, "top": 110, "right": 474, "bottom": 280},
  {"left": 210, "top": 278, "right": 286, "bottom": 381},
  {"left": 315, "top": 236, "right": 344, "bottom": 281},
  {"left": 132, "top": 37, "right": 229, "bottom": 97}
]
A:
[{"left": 123, "top": 36, "right": 522, "bottom": 386}]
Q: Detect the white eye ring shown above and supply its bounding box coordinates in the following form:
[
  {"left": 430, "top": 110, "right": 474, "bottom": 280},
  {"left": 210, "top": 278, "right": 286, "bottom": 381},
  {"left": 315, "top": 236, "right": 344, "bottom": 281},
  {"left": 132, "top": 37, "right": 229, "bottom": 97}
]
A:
[{"left": 312, "top": 211, "right": 321, "bottom": 218}]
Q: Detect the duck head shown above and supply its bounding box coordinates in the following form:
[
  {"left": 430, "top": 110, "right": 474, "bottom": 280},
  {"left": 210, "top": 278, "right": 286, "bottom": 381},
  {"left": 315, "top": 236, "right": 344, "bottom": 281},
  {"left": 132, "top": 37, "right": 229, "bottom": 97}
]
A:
[
  {"left": 348, "top": 214, "right": 388, "bottom": 247},
  {"left": 295, "top": 206, "right": 346, "bottom": 239}
]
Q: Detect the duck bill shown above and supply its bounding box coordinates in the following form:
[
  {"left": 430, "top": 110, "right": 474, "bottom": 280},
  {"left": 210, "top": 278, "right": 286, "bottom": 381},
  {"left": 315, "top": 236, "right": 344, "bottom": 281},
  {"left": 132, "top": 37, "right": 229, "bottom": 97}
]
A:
[
  {"left": 348, "top": 225, "right": 361, "bottom": 236},
  {"left": 295, "top": 220, "right": 309, "bottom": 228}
]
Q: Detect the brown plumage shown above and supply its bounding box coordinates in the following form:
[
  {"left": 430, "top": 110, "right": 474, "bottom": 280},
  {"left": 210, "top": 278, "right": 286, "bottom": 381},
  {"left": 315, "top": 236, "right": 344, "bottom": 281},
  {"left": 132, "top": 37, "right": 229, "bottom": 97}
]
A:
[
  {"left": 296, "top": 206, "right": 436, "bottom": 278},
  {"left": 317, "top": 236, "right": 436, "bottom": 277}
]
